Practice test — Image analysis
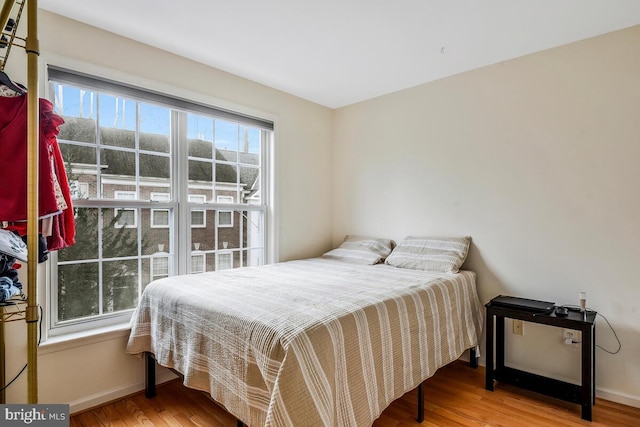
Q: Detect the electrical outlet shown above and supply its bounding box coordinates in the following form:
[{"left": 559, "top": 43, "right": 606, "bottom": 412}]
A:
[
  {"left": 563, "top": 328, "right": 581, "bottom": 345},
  {"left": 512, "top": 319, "right": 524, "bottom": 335}
]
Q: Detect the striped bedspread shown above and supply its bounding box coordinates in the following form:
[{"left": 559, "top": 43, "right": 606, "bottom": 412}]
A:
[{"left": 126, "top": 258, "right": 483, "bottom": 426}]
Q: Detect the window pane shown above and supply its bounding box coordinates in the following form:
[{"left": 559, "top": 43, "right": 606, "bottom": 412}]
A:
[
  {"left": 151, "top": 255, "right": 169, "bottom": 280},
  {"left": 150, "top": 193, "right": 170, "bottom": 202},
  {"left": 54, "top": 84, "right": 97, "bottom": 144},
  {"left": 102, "top": 259, "right": 139, "bottom": 313},
  {"left": 240, "top": 166, "right": 260, "bottom": 204},
  {"left": 141, "top": 205, "right": 172, "bottom": 255},
  {"left": 151, "top": 209, "right": 169, "bottom": 227},
  {"left": 70, "top": 181, "right": 90, "bottom": 199},
  {"left": 191, "top": 213, "right": 215, "bottom": 253},
  {"left": 57, "top": 262, "right": 99, "bottom": 321},
  {"left": 188, "top": 113, "right": 214, "bottom": 158},
  {"left": 244, "top": 210, "right": 264, "bottom": 249},
  {"left": 103, "top": 208, "right": 139, "bottom": 258},
  {"left": 189, "top": 139, "right": 213, "bottom": 159},
  {"left": 216, "top": 252, "right": 233, "bottom": 270},
  {"left": 215, "top": 120, "right": 239, "bottom": 161},
  {"left": 239, "top": 142, "right": 260, "bottom": 166},
  {"left": 140, "top": 130, "right": 170, "bottom": 153},
  {"left": 189, "top": 159, "right": 213, "bottom": 183},
  {"left": 53, "top": 84, "right": 96, "bottom": 119},
  {"left": 218, "top": 211, "right": 239, "bottom": 249},
  {"left": 140, "top": 153, "right": 170, "bottom": 181},
  {"left": 190, "top": 254, "right": 205, "bottom": 273},
  {"left": 115, "top": 209, "right": 136, "bottom": 227},
  {"left": 191, "top": 210, "right": 206, "bottom": 227},
  {"left": 58, "top": 208, "right": 99, "bottom": 261},
  {"left": 99, "top": 94, "right": 136, "bottom": 148},
  {"left": 57, "top": 118, "right": 97, "bottom": 144},
  {"left": 59, "top": 144, "right": 99, "bottom": 199},
  {"left": 140, "top": 103, "right": 170, "bottom": 154},
  {"left": 244, "top": 249, "right": 264, "bottom": 267},
  {"left": 218, "top": 210, "right": 233, "bottom": 227},
  {"left": 245, "top": 127, "right": 261, "bottom": 155},
  {"left": 100, "top": 149, "right": 136, "bottom": 194},
  {"left": 99, "top": 94, "right": 136, "bottom": 131},
  {"left": 215, "top": 162, "right": 237, "bottom": 188}
]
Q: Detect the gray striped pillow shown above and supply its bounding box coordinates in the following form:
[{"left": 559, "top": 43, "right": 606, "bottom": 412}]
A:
[
  {"left": 385, "top": 236, "right": 471, "bottom": 273},
  {"left": 322, "top": 235, "right": 394, "bottom": 265}
]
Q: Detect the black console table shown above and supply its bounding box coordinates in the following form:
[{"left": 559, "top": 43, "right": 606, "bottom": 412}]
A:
[{"left": 485, "top": 297, "right": 596, "bottom": 421}]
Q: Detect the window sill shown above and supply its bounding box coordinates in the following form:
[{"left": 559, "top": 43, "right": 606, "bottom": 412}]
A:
[{"left": 38, "top": 323, "right": 132, "bottom": 355}]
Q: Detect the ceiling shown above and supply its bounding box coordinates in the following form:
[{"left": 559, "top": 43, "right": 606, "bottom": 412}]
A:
[{"left": 40, "top": 0, "right": 640, "bottom": 109}]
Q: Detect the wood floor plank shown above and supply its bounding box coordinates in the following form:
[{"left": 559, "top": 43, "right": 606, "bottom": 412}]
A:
[{"left": 70, "top": 361, "right": 640, "bottom": 426}]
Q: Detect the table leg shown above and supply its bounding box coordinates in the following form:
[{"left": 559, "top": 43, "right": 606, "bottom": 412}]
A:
[
  {"left": 496, "top": 316, "right": 505, "bottom": 372},
  {"left": 581, "top": 325, "right": 593, "bottom": 421},
  {"left": 485, "top": 311, "right": 494, "bottom": 391},
  {"left": 593, "top": 325, "right": 596, "bottom": 405}
]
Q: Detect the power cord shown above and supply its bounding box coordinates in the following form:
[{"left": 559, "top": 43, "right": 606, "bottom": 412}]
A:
[
  {"left": 0, "top": 304, "right": 44, "bottom": 393},
  {"left": 561, "top": 304, "right": 622, "bottom": 355},
  {"left": 593, "top": 311, "right": 622, "bottom": 354}
]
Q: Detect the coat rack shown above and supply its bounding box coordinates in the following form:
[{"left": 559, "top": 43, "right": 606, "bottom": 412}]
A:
[{"left": 0, "top": 0, "right": 40, "bottom": 403}]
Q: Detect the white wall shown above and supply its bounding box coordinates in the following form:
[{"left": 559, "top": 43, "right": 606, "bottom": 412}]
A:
[
  {"left": 332, "top": 25, "right": 640, "bottom": 407},
  {"left": 5, "top": 8, "right": 639, "bottom": 412},
  {"left": 3, "top": 10, "right": 333, "bottom": 409}
]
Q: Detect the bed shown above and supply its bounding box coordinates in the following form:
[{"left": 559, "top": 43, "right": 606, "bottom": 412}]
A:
[{"left": 126, "top": 249, "right": 483, "bottom": 427}]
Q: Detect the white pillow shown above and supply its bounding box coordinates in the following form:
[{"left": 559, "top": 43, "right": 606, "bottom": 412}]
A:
[
  {"left": 322, "top": 235, "right": 395, "bottom": 265},
  {"left": 385, "top": 236, "right": 471, "bottom": 273}
]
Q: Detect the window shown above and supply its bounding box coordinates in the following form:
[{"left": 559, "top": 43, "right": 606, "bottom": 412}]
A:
[
  {"left": 48, "top": 66, "right": 272, "bottom": 335},
  {"left": 150, "top": 193, "right": 170, "bottom": 228},
  {"left": 190, "top": 253, "right": 205, "bottom": 274},
  {"left": 70, "top": 180, "right": 89, "bottom": 199},
  {"left": 114, "top": 191, "right": 137, "bottom": 228},
  {"left": 217, "top": 195, "right": 233, "bottom": 228},
  {"left": 189, "top": 194, "right": 206, "bottom": 228},
  {"left": 151, "top": 254, "right": 169, "bottom": 281},
  {"left": 217, "top": 252, "right": 233, "bottom": 270}
]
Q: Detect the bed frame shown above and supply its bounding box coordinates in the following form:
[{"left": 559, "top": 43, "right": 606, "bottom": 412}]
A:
[{"left": 144, "top": 347, "right": 478, "bottom": 425}]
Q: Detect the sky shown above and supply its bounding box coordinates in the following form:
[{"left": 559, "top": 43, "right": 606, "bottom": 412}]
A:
[{"left": 53, "top": 83, "right": 261, "bottom": 154}]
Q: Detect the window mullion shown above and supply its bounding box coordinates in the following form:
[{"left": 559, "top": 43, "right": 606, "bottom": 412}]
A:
[
  {"left": 97, "top": 207, "right": 104, "bottom": 316},
  {"left": 175, "top": 110, "right": 189, "bottom": 276}
]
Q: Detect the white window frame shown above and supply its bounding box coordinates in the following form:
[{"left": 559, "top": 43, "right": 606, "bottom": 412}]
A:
[
  {"left": 151, "top": 254, "right": 169, "bottom": 281},
  {"left": 217, "top": 195, "right": 234, "bottom": 228},
  {"left": 46, "top": 66, "right": 273, "bottom": 339},
  {"left": 190, "top": 253, "right": 206, "bottom": 274},
  {"left": 216, "top": 252, "right": 233, "bottom": 270},
  {"left": 150, "top": 192, "right": 170, "bottom": 228},
  {"left": 114, "top": 191, "right": 137, "bottom": 228},
  {"left": 70, "top": 180, "right": 90, "bottom": 199},
  {"left": 189, "top": 194, "right": 207, "bottom": 228}
]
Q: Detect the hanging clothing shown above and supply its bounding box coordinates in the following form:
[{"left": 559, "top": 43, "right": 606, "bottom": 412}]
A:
[
  {"left": 0, "top": 95, "right": 75, "bottom": 250},
  {"left": 0, "top": 95, "right": 62, "bottom": 223},
  {"left": 47, "top": 132, "right": 76, "bottom": 251}
]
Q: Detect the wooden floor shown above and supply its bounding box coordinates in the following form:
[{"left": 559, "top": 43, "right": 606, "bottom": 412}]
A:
[{"left": 70, "top": 361, "right": 640, "bottom": 426}]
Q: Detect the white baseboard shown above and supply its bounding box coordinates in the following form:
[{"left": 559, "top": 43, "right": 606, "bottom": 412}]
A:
[
  {"left": 597, "top": 387, "right": 640, "bottom": 409},
  {"left": 469, "top": 356, "right": 640, "bottom": 409},
  {"left": 69, "top": 369, "right": 178, "bottom": 414},
  {"left": 72, "top": 354, "right": 640, "bottom": 414}
]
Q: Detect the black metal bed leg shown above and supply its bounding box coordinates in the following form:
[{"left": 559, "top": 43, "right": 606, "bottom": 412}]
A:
[
  {"left": 469, "top": 346, "right": 478, "bottom": 368},
  {"left": 145, "top": 352, "right": 157, "bottom": 398},
  {"left": 416, "top": 382, "right": 424, "bottom": 423}
]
